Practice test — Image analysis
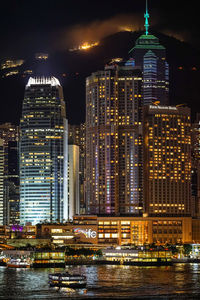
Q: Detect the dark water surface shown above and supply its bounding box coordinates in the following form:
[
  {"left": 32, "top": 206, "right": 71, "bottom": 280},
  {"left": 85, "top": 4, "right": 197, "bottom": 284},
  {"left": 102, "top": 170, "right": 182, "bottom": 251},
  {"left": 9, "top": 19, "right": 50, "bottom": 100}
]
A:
[{"left": 1, "top": 264, "right": 200, "bottom": 299}]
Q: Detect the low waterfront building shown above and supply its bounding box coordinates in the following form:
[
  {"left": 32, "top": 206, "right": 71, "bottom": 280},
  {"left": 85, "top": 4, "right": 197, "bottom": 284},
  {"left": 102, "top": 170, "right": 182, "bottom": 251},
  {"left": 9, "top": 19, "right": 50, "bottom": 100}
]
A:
[
  {"left": 0, "top": 225, "right": 10, "bottom": 243},
  {"left": 33, "top": 250, "right": 65, "bottom": 267},
  {"left": 1, "top": 215, "right": 199, "bottom": 247},
  {"left": 192, "top": 219, "right": 200, "bottom": 243},
  {"left": 190, "top": 244, "right": 200, "bottom": 258},
  {"left": 2, "top": 249, "right": 65, "bottom": 267},
  {"left": 73, "top": 215, "right": 192, "bottom": 245},
  {"left": 102, "top": 248, "right": 172, "bottom": 263},
  {"left": 37, "top": 223, "right": 98, "bottom": 245}
]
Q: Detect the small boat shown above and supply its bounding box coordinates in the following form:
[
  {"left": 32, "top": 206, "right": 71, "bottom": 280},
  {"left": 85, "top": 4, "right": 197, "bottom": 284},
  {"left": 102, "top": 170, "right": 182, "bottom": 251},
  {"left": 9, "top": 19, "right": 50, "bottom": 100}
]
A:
[
  {"left": 48, "top": 272, "right": 87, "bottom": 289},
  {"left": 7, "top": 259, "right": 30, "bottom": 268}
]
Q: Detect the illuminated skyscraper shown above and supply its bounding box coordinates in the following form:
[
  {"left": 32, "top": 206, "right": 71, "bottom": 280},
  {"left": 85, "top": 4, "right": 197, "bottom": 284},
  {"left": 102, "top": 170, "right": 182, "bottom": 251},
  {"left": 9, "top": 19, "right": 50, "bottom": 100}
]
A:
[
  {"left": 0, "top": 139, "right": 4, "bottom": 225},
  {"left": 68, "top": 123, "right": 86, "bottom": 212},
  {"left": 86, "top": 63, "right": 143, "bottom": 215},
  {"left": 0, "top": 123, "right": 19, "bottom": 225},
  {"left": 20, "top": 77, "right": 68, "bottom": 225},
  {"left": 129, "top": 2, "right": 169, "bottom": 105},
  {"left": 143, "top": 105, "right": 191, "bottom": 216},
  {"left": 68, "top": 144, "right": 80, "bottom": 219},
  {"left": 191, "top": 113, "right": 200, "bottom": 217}
]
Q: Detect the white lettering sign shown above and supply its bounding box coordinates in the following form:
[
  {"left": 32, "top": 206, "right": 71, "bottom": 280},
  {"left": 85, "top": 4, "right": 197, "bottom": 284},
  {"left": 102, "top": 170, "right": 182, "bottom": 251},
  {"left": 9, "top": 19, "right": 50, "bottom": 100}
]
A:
[
  {"left": 74, "top": 228, "right": 97, "bottom": 239},
  {"left": 149, "top": 105, "right": 177, "bottom": 111}
]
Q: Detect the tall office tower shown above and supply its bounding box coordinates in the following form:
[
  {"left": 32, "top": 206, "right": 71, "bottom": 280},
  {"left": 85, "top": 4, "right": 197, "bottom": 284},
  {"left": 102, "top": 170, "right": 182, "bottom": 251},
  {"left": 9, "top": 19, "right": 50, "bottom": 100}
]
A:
[
  {"left": 20, "top": 77, "right": 68, "bottom": 225},
  {"left": 68, "top": 145, "right": 80, "bottom": 219},
  {"left": 7, "top": 141, "right": 20, "bottom": 224},
  {"left": 143, "top": 105, "right": 191, "bottom": 216},
  {"left": 86, "top": 63, "right": 143, "bottom": 215},
  {"left": 68, "top": 123, "right": 86, "bottom": 212},
  {"left": 191, "top": 113, "right": 200, "bottom": 217},
  {"left": 0, "top": 123, "right": 19, "bottom": 225},
  {"left": 0, "top": 139, "right": 4, "bottom": 225},
  {"left": 0, "top": 123, "right": 19, "bottom": 174},
  {"left": 129, "top": 2, "right": 169, "bottom": 105}
]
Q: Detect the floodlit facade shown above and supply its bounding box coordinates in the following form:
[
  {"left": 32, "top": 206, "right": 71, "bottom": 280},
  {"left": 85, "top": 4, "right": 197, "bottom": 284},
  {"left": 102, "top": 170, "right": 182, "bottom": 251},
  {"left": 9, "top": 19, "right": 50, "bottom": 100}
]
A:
[
  {"left": 73, "top": 215, "right": 192, "bottom": 245},
  {"left": 86, "top": 63, "right": 143, "bottom": 215},
  {"left": 143, "top": 105, "right": 191, "bottom": 216},
  {"left": 20, "top": 77, "right": 68, "bottom": 225}
]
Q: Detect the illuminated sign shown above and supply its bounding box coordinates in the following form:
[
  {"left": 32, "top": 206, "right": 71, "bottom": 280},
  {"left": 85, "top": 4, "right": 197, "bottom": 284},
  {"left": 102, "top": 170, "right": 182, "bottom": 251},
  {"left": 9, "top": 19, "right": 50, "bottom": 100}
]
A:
[
  {"left": 149, "top": 105, "right": 177, "bottom": 111},
  {"left": 74, "top": 228, "right": 97, "bottom": 239},
  {"left": 11, "top": 225, "right": 23, "bottom": 232}
]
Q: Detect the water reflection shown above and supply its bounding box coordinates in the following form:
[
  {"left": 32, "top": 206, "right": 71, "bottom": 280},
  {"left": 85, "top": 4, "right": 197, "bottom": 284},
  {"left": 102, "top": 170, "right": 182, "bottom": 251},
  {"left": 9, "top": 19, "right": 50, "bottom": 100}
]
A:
[{"left": 0, "top": 264, "right": 200, "bottom": 299}]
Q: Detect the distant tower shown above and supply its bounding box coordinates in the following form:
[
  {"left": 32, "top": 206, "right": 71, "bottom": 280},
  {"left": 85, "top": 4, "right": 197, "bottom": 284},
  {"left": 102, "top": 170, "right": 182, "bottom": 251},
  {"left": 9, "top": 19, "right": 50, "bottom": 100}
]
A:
[
  {"left": 129, "top": 0, "right": 169, "bottom": 105},
  {"left": 20, "top": 77, "right": 68, "bottom": 225}
]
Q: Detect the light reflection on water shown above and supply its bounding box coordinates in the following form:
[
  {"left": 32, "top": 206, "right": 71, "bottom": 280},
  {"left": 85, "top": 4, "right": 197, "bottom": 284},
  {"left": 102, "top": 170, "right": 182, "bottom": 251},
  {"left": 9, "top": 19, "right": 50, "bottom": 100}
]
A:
[{"left": 0, "top": 264, "right": 200, "bottom": 299}]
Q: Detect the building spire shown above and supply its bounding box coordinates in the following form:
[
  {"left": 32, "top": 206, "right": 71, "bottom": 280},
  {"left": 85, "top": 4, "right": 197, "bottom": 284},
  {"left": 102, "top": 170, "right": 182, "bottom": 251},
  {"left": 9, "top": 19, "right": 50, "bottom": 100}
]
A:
[{"left": 144, "top": 0, "right": 150, "bottom": 35}]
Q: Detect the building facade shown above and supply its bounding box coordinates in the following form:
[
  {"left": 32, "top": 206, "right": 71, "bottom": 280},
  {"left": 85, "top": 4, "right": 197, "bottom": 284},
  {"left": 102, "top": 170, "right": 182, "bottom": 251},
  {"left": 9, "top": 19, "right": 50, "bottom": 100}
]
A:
[
  {"left": 129, "top": 6, "right": 169, "bottom": 105},
  {"left": 191, "top": 113, "right": 200, "bottom": 217},
  {"left": 34, "top": 215, "right": 193, "bottom": 246},
  {"left": 143, "top": 105, "right": 191, "bottom": 216},
  {"left": 19, "top": 77, "right": 68, "bottom": 225},
  {"left": 86, "top": 63, "right": 143, "bottom": 215},
  {"left": 68, "top": 123, "right": 86, "bottom": 212},
  {"left": 0, "top": 123, "right": 19, "bottom": 225},
  {"left": 0, "top": 139, "right": 4, "bottom": 225},
  {"left": 68, "top": 144, "right": 80, "bottom": 220}
]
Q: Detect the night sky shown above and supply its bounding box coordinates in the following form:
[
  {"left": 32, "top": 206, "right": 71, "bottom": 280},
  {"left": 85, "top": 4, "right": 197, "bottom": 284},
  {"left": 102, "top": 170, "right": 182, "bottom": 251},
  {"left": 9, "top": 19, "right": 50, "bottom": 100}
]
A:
[
  {"left": 1, "top": 0, "right": 200, "bottom": 56},
  {"left": 0, "top": 0, "right": 200, "bottom": 124}
]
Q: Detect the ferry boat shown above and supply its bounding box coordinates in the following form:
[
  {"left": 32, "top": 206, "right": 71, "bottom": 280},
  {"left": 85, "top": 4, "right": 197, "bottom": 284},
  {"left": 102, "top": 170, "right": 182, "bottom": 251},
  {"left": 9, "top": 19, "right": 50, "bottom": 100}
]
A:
[
  {"left": 7, "top": 259, "right": 31, "bottom": 268},
  {"left": 48, "top": 272, "right": 87, "bottom": 289}
]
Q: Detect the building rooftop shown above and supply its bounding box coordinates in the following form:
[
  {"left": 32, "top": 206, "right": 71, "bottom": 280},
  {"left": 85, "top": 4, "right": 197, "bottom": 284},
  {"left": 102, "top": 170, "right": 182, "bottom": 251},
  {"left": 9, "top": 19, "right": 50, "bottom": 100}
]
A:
[{"left": 26, "top": 76, "right": 61, "bottom": 87}]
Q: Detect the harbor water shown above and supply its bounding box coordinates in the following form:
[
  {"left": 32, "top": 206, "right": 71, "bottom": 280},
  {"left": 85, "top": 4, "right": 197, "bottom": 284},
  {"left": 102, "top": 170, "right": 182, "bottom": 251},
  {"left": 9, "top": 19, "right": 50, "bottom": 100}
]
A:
[{"left": 1, "top": 263, "right": 200, "bottom": 299}]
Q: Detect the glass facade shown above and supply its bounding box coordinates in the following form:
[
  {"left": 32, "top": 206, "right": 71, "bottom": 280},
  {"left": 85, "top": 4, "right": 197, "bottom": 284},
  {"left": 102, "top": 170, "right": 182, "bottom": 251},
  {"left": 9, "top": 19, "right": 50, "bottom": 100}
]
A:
[
  {"left": 130, "top": 34, "right": 169, "bottom": 105},
  {"left": 20, "top": 77, "right": 68, "bottom": 225}
]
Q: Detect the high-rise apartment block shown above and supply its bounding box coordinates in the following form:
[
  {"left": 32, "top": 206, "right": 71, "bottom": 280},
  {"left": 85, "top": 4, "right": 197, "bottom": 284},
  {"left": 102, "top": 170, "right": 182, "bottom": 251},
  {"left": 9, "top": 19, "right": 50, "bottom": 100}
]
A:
[
  {"left": 20, "top": 77, "right": 68, "bottom": 225},
  {"left": 143, "top": 105, "right": 191, "bottom": 216},
  {"left": 86, "top": 63, "right": 143, "bottom": 215}
]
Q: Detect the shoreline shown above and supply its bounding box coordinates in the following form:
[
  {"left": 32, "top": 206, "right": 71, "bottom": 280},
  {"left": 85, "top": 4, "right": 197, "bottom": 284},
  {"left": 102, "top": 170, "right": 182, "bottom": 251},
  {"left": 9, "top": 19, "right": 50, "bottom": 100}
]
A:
[{"left": 1, "top": 258, "right": 200, "bottom": 268}]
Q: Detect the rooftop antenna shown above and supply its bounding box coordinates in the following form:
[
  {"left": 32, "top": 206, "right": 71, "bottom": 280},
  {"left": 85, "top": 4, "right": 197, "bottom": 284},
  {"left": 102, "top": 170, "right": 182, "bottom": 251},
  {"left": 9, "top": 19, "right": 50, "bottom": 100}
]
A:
[{"left": 144, "top": 0, "right": 150, "bottom": 35}]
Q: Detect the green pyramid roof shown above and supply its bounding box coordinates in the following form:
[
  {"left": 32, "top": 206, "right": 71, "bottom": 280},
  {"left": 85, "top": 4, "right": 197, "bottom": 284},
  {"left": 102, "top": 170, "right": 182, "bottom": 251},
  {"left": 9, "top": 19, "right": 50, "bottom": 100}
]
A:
[{"left": 129, "top": 33, "right": 165, "bottom": 53}]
